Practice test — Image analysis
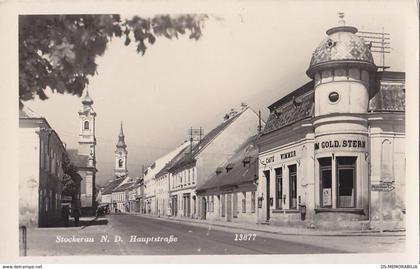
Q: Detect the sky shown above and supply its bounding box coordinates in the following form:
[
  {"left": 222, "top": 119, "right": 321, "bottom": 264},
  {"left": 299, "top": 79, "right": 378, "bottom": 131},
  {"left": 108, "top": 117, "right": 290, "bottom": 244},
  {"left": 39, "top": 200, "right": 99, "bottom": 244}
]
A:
[{"left": 23, "top": 1, "right": 409, "bottom": 186}]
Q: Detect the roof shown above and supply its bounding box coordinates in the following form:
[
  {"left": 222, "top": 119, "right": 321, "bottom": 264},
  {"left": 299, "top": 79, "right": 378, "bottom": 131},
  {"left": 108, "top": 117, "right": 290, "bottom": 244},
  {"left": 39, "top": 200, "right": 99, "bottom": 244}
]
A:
[
  {"left": 19, "top": 105, "right": 67, "bottom": 153},
  {"left": 143, "top": 141, "right": 190, "bottom": 182},
  {"left": 102, "top": 177, "right": 125, "bottom": 195},
  {"left": 263, "top": 86, "right": 314, "bottom": 135},
  {"left": 82, "top": 90, "right": 94, "bottom": 105},
  {"left": 168, "top": 108, "right": 247, "bottom": 173},
  {"left": 197, "top": 135, "right": 259, "bottom": 192},
  {"left": 262, "top": 71, "right": 405, "bottom": 135},
  {"left": 307, "top": 24, "right": 375, "bottom": 77},
  {"left": 267, "top": 81, "right": 313, "bottom": 110},
  {"left": 66, "top": 149, "right": 90, "bottom": 168},
  {"left": 155, "top": 146, "right": 191, "bottom": 178},
  {"left": 369, "top": 71, "right": 405, "bottom": 112},
  {"left": 113, "top": 181, "right": 136, "bottom": 192}
]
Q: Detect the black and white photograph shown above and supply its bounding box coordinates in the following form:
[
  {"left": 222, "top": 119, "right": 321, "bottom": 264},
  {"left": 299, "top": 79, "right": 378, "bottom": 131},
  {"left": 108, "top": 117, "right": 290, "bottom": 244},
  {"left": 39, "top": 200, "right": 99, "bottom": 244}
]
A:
[{"left": 0, "top": 0, "right": 419, "bottom": 265}]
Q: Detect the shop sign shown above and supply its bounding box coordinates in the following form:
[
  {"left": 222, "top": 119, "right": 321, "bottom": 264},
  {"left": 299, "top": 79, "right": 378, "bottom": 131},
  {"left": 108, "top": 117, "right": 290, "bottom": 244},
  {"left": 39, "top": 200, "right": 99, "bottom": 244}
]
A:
[
  {"left": 258, "top": 197, "right": 263, "bottom": 208},
  {"left": 260, "top": 155, "right": 274, "bottom": 165},
  {"left": 280, "top": 150, "right": 296, "bottom": 160},
  {"left": 372, "top": 182, "right": 395, "bottom": 192},
  {"left": 315, "top": 139, "right": 366, "bottom": 151},
  {"left": 322, "top": 188, "right": 332, "bottom": 206}
]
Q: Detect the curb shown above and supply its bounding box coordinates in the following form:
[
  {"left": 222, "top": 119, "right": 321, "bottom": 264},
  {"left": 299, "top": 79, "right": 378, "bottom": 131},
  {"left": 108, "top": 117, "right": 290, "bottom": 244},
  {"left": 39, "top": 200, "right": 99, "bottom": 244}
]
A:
[{"left": 130, "top": 213, "right": 405, "bottom": 237}]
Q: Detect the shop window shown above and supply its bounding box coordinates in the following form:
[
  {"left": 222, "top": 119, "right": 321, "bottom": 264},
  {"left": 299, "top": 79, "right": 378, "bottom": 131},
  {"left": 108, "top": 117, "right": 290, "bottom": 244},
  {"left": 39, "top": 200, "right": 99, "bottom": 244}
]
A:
[
  {"left": 242, "top": 192, "right": 246, "bottom": 213},
  {"left": 319, "top": 157, "right": 332, "bottom": 207},
  {"left": 336, "top": 157, "right": 356, "bottom": 208},
  {"left": 251, "top": 191, "right": 256, "bottom": 213},
  {"left": 288, "top": 164, "right": 297, "bottom": 209},
  {"left": 275, "top": 168, "right": 283, "bottom": 209}
]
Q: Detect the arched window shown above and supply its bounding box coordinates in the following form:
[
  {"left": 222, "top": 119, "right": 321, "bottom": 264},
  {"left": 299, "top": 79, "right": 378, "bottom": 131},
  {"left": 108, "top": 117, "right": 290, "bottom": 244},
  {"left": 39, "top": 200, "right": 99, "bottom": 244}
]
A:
[
  {"left": 119, "top": 159, "right": 123, "bottom": 168},
  {"left": 84, "top": 121, "right": 89, "bottom": 130}
]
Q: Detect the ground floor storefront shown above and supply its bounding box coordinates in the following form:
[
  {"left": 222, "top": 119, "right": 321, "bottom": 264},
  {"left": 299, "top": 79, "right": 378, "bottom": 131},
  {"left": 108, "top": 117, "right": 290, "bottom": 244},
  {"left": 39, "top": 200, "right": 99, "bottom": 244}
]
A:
[
  {"left": 169, "top": 188, "right": 198, "bottom": 218},
  {"left": 198, "top": 187, "right": 257, "bottom": 224},
  {"left": 257, "top": 122, "right": 405, "bottom": 230}
]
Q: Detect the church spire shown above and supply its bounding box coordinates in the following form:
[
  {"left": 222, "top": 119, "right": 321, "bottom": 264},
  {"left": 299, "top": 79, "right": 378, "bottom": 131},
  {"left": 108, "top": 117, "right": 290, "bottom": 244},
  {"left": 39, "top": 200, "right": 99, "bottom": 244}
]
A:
[
  {"left": 116, "top": 121, "right": 127, "bottom": 149},
  {"left": 115, "top": 121, "right": 128, "bottom": 178}
]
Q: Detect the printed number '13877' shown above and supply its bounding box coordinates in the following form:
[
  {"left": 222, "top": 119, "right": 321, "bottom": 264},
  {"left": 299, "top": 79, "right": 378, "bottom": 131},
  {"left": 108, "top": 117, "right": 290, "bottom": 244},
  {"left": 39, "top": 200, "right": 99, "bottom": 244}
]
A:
[{"left": 234, "top": 233, "right": 256, "bottom": 241}]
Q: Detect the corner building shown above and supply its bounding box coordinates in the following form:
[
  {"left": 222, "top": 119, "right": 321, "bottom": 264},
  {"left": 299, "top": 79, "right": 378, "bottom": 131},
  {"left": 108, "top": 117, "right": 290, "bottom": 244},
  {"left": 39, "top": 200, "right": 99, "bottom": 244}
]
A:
[{"left": 257, "top": 18, "right": 405, "bottom": 230}]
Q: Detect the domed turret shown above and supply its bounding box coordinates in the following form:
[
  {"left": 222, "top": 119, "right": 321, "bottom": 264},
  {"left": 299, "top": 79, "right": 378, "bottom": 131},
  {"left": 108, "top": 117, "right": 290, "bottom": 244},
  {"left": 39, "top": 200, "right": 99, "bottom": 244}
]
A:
[{"left": 307, "top": 13, "right": 376, "bottom": 78}]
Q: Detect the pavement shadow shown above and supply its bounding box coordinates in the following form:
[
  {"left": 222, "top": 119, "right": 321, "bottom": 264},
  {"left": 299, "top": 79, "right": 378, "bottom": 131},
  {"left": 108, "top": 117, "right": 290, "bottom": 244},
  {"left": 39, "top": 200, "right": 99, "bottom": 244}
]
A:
[
  {"left": 79, "top": 218, "right": 108, "bottom": 229},
  {"left": 44, "top": 217, "right": 108, "bottom": 228}
]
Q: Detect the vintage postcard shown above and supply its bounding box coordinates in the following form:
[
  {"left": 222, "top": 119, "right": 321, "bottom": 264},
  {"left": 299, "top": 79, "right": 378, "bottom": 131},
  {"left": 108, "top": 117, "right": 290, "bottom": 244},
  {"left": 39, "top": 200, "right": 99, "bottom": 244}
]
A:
[{"left": 0, "top": 0, "right": 418, "bottom": 265}]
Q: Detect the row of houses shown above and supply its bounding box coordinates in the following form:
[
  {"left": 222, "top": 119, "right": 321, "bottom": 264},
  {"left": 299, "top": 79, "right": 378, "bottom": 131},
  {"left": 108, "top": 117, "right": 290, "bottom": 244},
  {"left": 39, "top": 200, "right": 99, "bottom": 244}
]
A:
[
  {"left": 99, "top": 17, "right": 406, "bottom": 231},
  {"left": 130, "top": 18, "right": 406, "bottom": 231}
]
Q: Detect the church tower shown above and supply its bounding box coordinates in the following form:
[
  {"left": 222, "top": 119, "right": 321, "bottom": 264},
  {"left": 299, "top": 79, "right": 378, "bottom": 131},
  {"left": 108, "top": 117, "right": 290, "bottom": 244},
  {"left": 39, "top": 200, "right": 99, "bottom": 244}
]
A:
[
  {"left": 115, "top": 122, "right": 128, "bottom": 178},
  {"left": 77, "top": 89, "right": 97, "bottom": 212},
  {"left": 78, "top": 90, "right": 96, "bottom": 165}
]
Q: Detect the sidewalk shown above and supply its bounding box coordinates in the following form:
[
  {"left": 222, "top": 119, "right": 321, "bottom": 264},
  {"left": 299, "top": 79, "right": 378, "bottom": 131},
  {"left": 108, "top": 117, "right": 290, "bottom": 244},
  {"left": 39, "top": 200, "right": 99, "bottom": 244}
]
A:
[
  {"left": 34, "top": 216, "right": 99, "bottom": 230},
  {"left": 130, "top": 212, "right": 405, "bottom": 237}
]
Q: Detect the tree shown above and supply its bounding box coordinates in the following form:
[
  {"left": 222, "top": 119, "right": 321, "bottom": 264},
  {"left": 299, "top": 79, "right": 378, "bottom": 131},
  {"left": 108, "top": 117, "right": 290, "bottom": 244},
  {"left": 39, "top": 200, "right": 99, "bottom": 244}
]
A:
[
  {"left": 19, "top": 14, "right": 207, "bottom": 101},
  {"left": 61, "top": 153, "right": 80, "bottom": 199}
]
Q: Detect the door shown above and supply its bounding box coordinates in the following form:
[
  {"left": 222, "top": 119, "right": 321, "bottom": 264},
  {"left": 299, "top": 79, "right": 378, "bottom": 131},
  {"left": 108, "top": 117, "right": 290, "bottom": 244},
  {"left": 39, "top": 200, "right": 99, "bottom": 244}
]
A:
[
  {"left": 263, "top": 170, "right": 270, "bottom": 221},
  {"left": 202, "top": 197, "right": 207, "bottom": 220},
  {"left": 226, "top": 193, "right": 232, "bottom": 222}
]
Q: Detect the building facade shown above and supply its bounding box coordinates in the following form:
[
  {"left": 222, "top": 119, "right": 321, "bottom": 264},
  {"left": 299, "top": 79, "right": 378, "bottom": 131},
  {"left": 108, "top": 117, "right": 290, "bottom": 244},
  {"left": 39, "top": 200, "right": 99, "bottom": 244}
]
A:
[
  {"left": 168, "top": 105, "right": 261, "bottom": 219},
  {"left": 19, "top": 107, "right": 67, "bottom": 227},
  {"left": 143, "top": 141, "right": 190, "bottom": 216},
  {"left": 197, "top": 135, "right": 259, "bottom": 223},
  {"left": 257, "top": 17, "right": 405, "bottom": 230}
]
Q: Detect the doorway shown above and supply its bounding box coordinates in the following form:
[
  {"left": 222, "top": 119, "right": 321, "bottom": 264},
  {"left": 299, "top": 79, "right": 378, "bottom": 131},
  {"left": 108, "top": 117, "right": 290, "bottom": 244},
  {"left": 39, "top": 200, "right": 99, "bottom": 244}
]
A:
[
  {"left": 226, "top": 193, "right": 232, "bottom": 222},
  {"left": 202, "top": 197, "right": 207, "bottom": 220},
  {"left": 263, "top": 170, "right": 270, "bottom": 222}
]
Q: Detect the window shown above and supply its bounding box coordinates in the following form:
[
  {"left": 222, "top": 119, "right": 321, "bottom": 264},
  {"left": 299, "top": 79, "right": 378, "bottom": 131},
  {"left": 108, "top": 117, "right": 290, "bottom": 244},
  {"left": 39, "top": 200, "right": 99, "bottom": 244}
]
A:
[
  {"left": 275, "top": 168, "right": 283, "bottom": 209},
  {"left": 242, "top": 192, "right": 246, "bottom": 213},
  {"left": 84, "top": 121, "right": 89, "bottom": 130},
  {"left": 119, "top": 159, "right": 123, "bottom": 168},
  {"left": 251, "top": 191, "right": 256, "bottom": 213},
  {"left": 289, "top": 164, "right": 297, "bottom": 209},
  {"left": 336, "top": 157, "right": 356, "bottom": 208},
  {"left": 319, "top": 157, "right": 332, "bottom": 207}
]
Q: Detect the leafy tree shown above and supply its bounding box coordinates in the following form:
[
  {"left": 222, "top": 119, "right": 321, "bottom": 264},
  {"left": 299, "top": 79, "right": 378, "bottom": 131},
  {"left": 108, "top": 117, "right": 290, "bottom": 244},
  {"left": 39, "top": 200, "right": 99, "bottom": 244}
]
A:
[
  {"left": 19, "top": 14, "right": 207, "bottom": 101},
  {"left": 61, "top": 153, "right": 80, "bottom": 199}
]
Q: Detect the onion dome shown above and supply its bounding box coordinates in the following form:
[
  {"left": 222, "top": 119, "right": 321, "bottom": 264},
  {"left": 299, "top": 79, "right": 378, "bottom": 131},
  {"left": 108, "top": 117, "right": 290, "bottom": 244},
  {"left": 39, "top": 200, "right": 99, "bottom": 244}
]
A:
[
  {"left": 82, "top": 89, "right": 94, "bottom": 105},
  {"left": 116, "top": 121, "right": 127, "bottom": 148},
  {"left": 306, "top": 13, "right": 376, "bottom": 78}
]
